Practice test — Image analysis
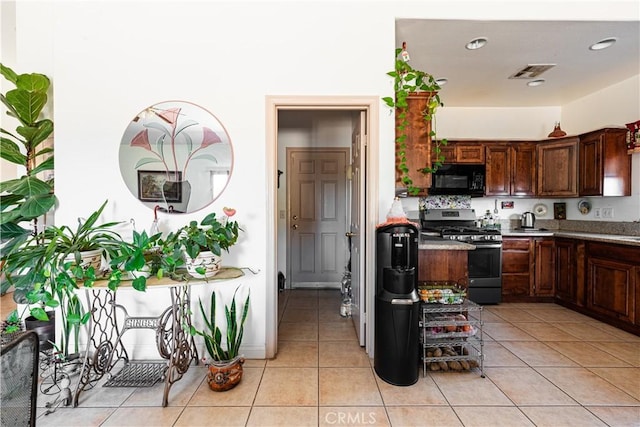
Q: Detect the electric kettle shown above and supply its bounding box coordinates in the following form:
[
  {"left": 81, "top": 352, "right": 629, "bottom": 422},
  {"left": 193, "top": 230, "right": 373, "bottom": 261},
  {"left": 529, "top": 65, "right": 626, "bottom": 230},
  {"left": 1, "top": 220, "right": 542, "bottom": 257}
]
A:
[{"left": 521, "top": 212, "right": 536, "bottom": 229}]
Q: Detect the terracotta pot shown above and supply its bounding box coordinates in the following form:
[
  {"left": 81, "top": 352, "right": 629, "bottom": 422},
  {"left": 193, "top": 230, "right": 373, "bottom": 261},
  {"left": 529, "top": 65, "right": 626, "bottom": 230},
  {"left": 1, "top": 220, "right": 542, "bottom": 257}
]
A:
[{"left": 206, "top": 357, "right": 245, "bottom": 391}]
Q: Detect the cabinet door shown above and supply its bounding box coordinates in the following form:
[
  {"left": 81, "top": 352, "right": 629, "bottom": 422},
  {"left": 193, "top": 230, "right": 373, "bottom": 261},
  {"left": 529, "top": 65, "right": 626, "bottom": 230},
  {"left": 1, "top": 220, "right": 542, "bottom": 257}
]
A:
[
  {"left": 555, "top": 239, "right": 576, "bottom": 303},
  {"left": 511, "top": 143, "right": 537, "bottom": 196},
  {"left": 586, "top": 242, "right": 638, "bottom": 324},
  {"left": 587, "top": 257, "right": 635, "bottom": 323},
  {"left": 433, "top": 143, "right": 456, "bottom": 163},
  {"left": 455, "top": 144, "right": 485, "bottom": 163},
  {"left": 501, "top": 237, "right": 533, "bottom": 297},
  {"left": 579, "top": 128, "right": 631, "bottom": 197},
  {"left": 578, "top": 132, "right": 602, "bottom": 196},
  {"left": 485, "top": 145, "right": 510, "bottom": 196},
  {"left": 537, "top": 138, "right": 578, "bottom": 197},
  {"left": 395, "top": 93, "right": 433, "bottom": 193},
  {"left": 534, "top": 238, "right": 555, "bottom": 296},
  {"left": 432, "top": 142, "right": 484, "bottom": 164},
  {"left": 418, "top": 250, "right": 468, "bottom": 282}
]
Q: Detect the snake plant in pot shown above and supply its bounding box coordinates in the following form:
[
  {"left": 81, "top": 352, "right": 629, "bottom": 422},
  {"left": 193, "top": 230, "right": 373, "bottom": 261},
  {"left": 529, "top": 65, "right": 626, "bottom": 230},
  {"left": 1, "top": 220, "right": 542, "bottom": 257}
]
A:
[{"left": 189, "top": 285, "right": 250, "bottom": 391}]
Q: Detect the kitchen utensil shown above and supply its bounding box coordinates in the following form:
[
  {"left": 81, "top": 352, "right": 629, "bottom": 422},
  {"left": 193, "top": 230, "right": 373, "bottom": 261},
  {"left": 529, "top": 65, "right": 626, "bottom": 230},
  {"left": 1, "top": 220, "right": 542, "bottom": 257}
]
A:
[
  {"left": 521, "top": 212, "right": 536, "bottom": 228},
  {"left": 494, "top": 199, "right": 498, "bottom": 214}
]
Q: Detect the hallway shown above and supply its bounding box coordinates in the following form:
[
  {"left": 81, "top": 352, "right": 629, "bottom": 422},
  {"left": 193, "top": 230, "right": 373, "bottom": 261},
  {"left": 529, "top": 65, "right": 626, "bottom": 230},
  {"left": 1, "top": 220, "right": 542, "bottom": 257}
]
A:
[{"left": 30, "top": 289, "right": 640, "bottom": 426}]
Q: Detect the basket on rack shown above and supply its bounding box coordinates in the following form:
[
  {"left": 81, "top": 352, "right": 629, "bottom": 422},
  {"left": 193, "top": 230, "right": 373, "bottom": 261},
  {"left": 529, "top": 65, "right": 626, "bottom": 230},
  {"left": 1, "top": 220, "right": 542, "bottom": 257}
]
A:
[{"left": 418, "top": 281, "right": 466, "bottom": 304}]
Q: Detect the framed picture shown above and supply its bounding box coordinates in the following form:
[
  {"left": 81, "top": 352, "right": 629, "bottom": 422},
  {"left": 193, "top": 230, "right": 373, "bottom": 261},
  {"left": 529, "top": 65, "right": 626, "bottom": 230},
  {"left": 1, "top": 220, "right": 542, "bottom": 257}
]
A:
[
  {"left": 553, "top": 202, "right": 567, "bottom": 220},
  {"left": 137, "top": 171, "right": 182, "bottom": 202}
]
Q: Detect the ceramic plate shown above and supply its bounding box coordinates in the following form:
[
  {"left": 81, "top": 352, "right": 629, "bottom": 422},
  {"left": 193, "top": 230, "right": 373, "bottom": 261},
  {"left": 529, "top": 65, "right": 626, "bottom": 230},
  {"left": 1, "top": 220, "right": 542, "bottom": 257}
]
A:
[
  {"left": 533, "top": 203, "right": 548, "bottom": 216},
  {"left": 578, "top": 199, "right": 592, "bottom": 215}
]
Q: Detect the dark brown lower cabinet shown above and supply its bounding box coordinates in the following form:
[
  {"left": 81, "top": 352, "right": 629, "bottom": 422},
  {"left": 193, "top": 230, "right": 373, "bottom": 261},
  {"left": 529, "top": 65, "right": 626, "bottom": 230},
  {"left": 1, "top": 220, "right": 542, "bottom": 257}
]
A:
[
  {"left": 586, "top": 242, "right": 637, "bottom": 325},
  {"left": 501, "top": 237, "right": 532, "bottom": 299},
  {"left": 418, "top": 250, "right": 468, "bottom": 283},
  {"left": 534, "top": 239, "right": 555, "bottom": 296},
  {"left": 502, "top": 237, "right": 554, "bottom": 301}
]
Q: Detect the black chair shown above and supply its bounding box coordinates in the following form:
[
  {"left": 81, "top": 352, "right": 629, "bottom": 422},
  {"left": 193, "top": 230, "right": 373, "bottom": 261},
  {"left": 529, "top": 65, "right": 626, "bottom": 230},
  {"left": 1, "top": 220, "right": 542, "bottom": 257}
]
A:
[{"left": 1, "top": 331, "right": 39, "bottom": 427}]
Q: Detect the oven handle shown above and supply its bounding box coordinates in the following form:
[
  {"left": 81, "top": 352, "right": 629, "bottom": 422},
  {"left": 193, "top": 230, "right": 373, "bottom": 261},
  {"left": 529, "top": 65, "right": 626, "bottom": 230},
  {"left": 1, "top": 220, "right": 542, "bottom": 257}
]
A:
[{"left": 472, "top": 243, "right": 503, "bottom": 249}]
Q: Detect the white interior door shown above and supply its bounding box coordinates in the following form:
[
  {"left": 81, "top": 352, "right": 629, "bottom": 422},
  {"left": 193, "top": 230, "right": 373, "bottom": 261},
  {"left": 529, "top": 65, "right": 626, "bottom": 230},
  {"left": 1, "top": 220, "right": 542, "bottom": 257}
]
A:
[
  {"left": 350, "top": 112, "right": 366, "bottom": 346},
  {"left": 288, "top": 148, "right": 348, "bottom": 288}
]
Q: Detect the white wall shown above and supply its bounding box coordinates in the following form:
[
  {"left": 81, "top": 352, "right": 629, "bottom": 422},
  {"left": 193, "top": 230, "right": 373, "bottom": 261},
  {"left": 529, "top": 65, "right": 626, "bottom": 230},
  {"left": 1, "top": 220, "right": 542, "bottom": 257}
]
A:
[
  {"left": 562, "top": 75, "right": 640, "bottom": 222},
  {"left": 8, "top": 0, "right": 640, "bottom": 358}
]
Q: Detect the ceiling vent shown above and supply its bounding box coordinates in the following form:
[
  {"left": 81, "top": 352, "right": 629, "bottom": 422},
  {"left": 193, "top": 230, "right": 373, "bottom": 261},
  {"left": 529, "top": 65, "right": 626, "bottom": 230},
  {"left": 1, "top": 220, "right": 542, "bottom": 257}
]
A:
[{"left": 509, "top": 64, "right": 556, "bottom": 79}]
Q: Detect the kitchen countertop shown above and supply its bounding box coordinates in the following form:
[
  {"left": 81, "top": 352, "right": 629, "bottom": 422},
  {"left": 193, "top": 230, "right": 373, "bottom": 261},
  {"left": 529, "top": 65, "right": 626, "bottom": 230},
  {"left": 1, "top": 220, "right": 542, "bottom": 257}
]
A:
[
  {"left": 418, "top": 236, "right": 476, "bottom": 251},
  {"left": 502, "top": 230, "right": 640, "bottom": 247}
]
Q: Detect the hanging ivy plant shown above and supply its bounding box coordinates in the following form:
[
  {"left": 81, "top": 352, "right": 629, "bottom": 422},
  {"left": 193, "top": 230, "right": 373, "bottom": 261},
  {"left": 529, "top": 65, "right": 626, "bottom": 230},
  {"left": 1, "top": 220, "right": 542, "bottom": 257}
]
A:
[{"left": 382, "top": 47, "right": 447, "bottom": 196}]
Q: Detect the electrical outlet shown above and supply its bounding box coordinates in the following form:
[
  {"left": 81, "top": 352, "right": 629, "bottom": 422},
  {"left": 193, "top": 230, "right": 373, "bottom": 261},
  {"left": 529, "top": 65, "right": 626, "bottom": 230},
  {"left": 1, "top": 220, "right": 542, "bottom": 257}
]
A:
[
  {"left": 594, "top": 208, "right": 601, "bottom": 219},
  {"left": 602, "top": 207, "right": 614, "bottom": 218}
]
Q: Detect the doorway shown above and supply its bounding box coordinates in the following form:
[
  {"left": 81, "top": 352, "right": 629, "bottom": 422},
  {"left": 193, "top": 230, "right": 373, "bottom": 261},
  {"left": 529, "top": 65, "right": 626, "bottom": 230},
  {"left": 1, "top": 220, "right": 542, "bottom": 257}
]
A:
[
  {"left": 265, "top": 96, "right": 379, "bottom": 358},
  {"left": 287, "top": 147, "right": 349, "bottom": 289}
]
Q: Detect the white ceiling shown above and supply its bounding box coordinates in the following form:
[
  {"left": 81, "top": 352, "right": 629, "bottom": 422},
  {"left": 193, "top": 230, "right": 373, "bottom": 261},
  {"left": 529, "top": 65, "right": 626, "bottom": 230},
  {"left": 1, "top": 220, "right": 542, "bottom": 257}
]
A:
[{"left": 395, "top": 19, "right": 640, "bottom": 107}]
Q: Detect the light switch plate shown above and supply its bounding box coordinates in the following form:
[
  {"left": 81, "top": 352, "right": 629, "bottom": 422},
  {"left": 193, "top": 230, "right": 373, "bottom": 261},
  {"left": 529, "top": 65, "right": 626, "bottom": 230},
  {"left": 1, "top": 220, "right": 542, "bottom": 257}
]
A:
[{"left": 594, "top": 208, "right": 601, "bottom": 218}]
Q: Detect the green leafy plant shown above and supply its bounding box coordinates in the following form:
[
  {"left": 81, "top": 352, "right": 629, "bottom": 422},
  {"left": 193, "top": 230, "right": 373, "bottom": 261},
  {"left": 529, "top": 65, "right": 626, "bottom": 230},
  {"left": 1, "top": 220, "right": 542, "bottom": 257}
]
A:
[
  {"left": 107, "top": 229, "right": 162, "bottom": 292},
  {"left": 189, "top": 285, "right": 250, "bottom": 361},
  {"left": 382, "top": 47, "right": 447, "bottom": 196},
  {"left": 1, "top": 201, "right": 122, "bottom": 317},
  {"left": 0, "top": 63, "right": 56, "bottom": 255},
  {"left": 164, "top": 208, "right": 240, "bottom": 265}
]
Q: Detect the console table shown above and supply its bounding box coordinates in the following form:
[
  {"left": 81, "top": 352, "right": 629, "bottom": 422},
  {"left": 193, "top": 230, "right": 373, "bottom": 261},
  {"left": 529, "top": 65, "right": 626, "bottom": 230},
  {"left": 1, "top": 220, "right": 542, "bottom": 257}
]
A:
[{"left": 72, "top": 267, "right": 245, "bottom": 407}]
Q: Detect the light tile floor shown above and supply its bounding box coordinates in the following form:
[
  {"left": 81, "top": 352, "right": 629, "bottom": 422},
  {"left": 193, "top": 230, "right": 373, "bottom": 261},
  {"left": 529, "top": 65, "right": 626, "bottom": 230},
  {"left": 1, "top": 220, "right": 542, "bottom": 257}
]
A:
[{"left": 23, "top": 289, "right": 640, "bottom": 426}]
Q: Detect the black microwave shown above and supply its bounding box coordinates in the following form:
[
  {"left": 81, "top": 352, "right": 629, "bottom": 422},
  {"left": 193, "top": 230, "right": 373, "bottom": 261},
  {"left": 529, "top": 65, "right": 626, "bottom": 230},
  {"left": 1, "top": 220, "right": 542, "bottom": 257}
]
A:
[{"left": 429, "top": 164, "right": 485, "bottom": 197}]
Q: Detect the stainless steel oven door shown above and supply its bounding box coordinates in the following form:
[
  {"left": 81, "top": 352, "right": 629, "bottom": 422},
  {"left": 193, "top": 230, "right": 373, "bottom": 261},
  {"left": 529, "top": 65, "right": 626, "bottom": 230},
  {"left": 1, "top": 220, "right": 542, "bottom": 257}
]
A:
[{"left": 467, "top": 242, "right": 502, "bottom": 304}]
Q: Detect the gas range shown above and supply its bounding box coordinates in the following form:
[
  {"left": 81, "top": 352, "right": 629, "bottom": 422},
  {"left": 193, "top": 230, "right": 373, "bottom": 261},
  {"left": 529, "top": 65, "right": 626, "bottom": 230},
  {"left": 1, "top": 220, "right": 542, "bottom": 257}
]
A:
[
  {"left": 419, "top": 208, "right": 502, "bottom": 243},
  {"left": 420, "top": 208, "right": 502, "bottom": 304},
  {"left": 435, "top": 226, "right": 502, "bottom": 243}
]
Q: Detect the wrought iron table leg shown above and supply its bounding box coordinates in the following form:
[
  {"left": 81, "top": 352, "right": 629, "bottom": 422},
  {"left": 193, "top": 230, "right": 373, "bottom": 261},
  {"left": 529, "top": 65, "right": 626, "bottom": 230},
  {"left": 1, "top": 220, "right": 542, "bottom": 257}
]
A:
[
  {"left": 73, "top": 289, "right": 128, "bottom": 407},
  {"left": 162, "top": 284, "right": 199, "bottom": 407}
]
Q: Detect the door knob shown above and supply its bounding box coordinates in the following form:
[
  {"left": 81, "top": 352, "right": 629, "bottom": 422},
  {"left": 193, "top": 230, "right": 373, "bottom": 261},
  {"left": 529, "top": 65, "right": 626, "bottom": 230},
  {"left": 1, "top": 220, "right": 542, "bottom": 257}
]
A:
[
  {"left": 345, "top": 232, "right": 355, "bottom": 237},
  {"left": 292, "top": 224, "right": 298, "bottom": 230},
  {"left": 292, "top": 215, "right": 298, "bottom": 220}
]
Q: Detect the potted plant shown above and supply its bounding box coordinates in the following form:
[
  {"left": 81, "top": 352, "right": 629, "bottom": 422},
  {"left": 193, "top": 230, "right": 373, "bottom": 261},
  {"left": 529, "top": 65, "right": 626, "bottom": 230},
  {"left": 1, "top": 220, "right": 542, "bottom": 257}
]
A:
[
  {"left": 164, "top": 207, "right": 240, "bottom": 279},
  {"left": 107, "top": 229, "right": 163, "bottom": 292},
  {"left": 0, "top": 201, "right": 127, "bottom": 356},
  {"left": 0, "top": 63, "right": 56, "bottom": 260},
  {"left": 0, "top": 64, "right": 56, "bottom": 292},
  {"left": 382, "top": 45, "right": 447, "bottom": 196},
  {"left": 188, "top": 284, "right": 250, "bottom": 391}
]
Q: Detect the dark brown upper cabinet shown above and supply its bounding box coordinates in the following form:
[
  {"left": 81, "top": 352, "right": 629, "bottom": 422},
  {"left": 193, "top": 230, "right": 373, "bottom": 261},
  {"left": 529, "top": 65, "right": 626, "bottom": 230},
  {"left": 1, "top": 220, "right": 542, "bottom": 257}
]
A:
[
  {"left": 579, "top": 128, "right": 631, "bottom": 197},
  {"left": 485, "top": 143, "right": 536, "bottom": 197},
  {"left": 537, "top": 137, "right": 578, "bottom": 197},
  {"left": 432, "top": 141, "right": 485, "bottom": 164}
]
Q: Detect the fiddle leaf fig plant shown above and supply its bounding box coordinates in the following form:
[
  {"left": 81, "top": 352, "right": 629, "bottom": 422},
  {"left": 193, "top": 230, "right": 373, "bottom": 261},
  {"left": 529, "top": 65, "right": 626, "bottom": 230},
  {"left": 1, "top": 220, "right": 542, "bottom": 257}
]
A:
[
  {"left": 382, "top": 47, "right": 447, "bottom": 196},
  {"left": 0, "top": 63, "right": 56, "bottom": 253}
]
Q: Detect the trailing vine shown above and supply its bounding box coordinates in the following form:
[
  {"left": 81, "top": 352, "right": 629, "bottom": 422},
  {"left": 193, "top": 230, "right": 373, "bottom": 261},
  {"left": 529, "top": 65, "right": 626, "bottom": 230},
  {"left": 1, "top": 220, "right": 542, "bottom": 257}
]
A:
[{"left": 382, "top": 46, "right": 447, "bottom": 196}]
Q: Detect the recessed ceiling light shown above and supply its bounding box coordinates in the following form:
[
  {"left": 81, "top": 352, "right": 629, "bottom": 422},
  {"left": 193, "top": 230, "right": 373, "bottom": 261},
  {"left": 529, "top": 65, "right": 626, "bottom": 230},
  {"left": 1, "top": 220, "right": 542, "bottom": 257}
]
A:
[
  {"left": 527, "top": 79, "right": 545, "bottom": 87},
  {"left": 435, "top": 78, "right": 448, "bottom": 86},
  {"left": 465, "top": 37, "right": 488, "bottom": 50},
  {"left": 589, "top": 37, "right": 617, "bottom": 51}
]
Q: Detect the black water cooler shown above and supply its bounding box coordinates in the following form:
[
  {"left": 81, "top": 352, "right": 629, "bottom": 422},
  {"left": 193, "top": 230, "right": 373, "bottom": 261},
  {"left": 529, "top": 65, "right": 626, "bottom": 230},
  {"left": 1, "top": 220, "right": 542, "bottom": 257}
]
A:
[{"left": 374, "top": 223, "right": 420, "bottom": 386}]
